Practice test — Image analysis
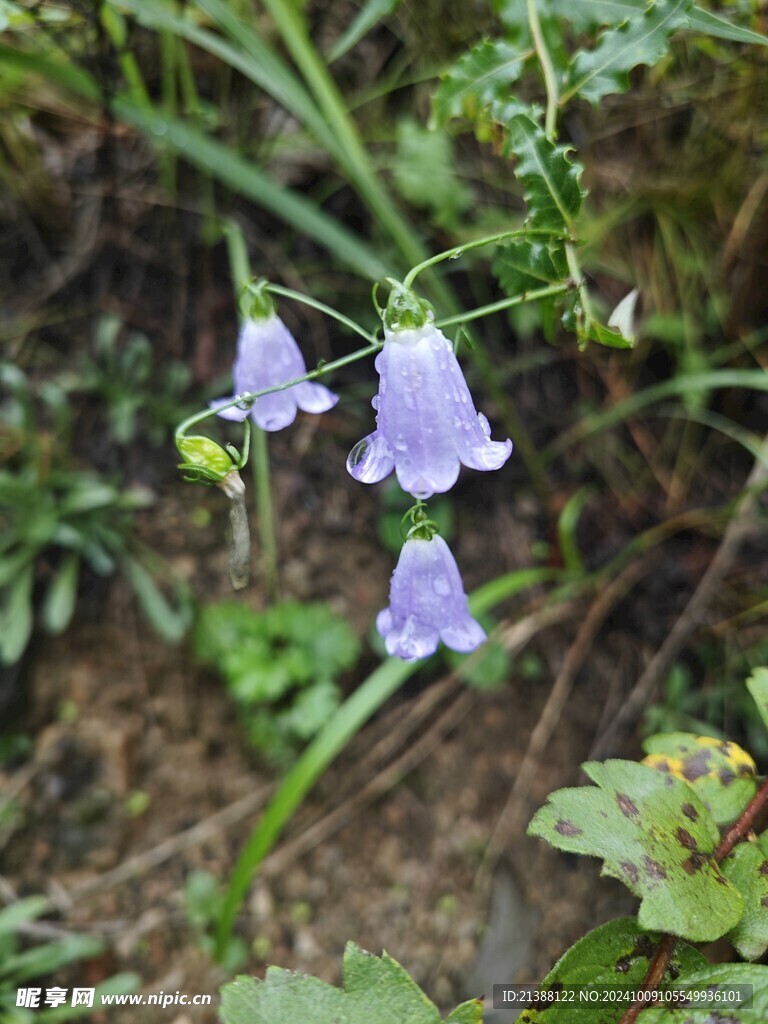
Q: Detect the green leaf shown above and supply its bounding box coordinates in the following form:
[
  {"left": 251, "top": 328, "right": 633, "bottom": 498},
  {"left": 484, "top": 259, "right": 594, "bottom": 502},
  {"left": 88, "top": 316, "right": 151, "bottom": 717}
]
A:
[
  {"left": 0, "top": 562, "right": 34, "bottom": 665},
  {"left": 41, "top": 551, "right": 80, "bottom": 635},
  {"left": 392, "top": 119, "right": 471, "bottom": 230},
  {"left": 120, "top": 556, "right": 192, "bottom": 643},
  {"left": 746, "top": 667, "right": 768, "bottom": 734},
  {"left": 493, "top": 238, "right": 569, "bottom": 293},
  {"left": 643, "top": 733, "right": 757, "bottom": 827},
  {"left": 563, "top": 0, "right": 693, "bottom": 106},
  {"left": 545, "top": 0, "right": 661, "bottom": 31},
  {"left": 220, "top": 942, "right": 483, "bottom": 1024},
  {"left": 528, "top": 759, "right": 743, "bottom": 941},
  {"left": 517, "top": 917, "right": 706, "bottom": 1024},
  {"left": 635, "top": 963, "right": 768, "bottom": 1022},
  {"left": 432, "top": 39, "right": 526, "bottom": 127},
  {"left": 689, "top": 4, "right": 768, "bottom": 48},
  {"left": 506, "top": 115, "right": 585, "bottom": 231},
  {"left": 721, "top": 839, "right": 768, "bottom": 961},
  {"left": 327, "top": 0, "right": 401, "bottom": 61}
]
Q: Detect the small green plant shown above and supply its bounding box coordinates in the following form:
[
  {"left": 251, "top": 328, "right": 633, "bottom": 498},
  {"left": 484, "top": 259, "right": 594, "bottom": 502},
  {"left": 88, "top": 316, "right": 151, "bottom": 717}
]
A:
[
  {"left": 0, "top": 896, "right": 137, "bottom": 1021},
  {"left": 0, "top": 364, "right": 191, "bottom": 664},
  {"left": 194, "top": 600, "right": 360, "bottom": 764},
  {"left": 73, "top": 315, "right": 192, "bottom": 446}
]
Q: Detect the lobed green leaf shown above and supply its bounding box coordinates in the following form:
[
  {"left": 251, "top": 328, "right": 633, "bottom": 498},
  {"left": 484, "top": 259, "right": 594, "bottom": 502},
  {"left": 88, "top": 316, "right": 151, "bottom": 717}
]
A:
[
  {"left": 721, "top": 838, "right": 768, "bottom": 961},
  {"left": 635, "top": 963, "right": 768, "bottom": 1022},
  {"left": 563, "top": 0, "right": 693, "bottom": 106},
  {"left": 517, "top": 917, "right": 706, "bottom": 1024},
  {"left": 505, "top": 115, "right": 585, "bottom": 232},
  {"left": 528, "top": 759, "right": 743, "bottom": 941},
  {"left": 220, "top": 942, "right": 483, "bottom": 1024},
  {"left": 432, "top": 39, "right": 526, "bottom": 128}
]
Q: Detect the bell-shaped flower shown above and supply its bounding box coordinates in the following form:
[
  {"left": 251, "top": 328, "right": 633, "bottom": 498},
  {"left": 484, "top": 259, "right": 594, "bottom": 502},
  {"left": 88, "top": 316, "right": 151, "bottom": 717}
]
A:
[
  {"left": 377, "top": 534, "right": 486, "bottom": 661},
  {"left": 347, "top": 320, "right": 512, "bottom": 499},
  {"left": 212, "top": 315, "right": 338, "bottom": 431}
]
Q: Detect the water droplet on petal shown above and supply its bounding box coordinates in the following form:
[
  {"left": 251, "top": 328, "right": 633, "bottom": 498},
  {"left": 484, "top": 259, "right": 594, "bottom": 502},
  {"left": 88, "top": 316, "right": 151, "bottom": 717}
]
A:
[
  {"left": 393, "top": 434, "right": 408, "bottom": 452},
  {"left": 432, "top": 575, "right": 451, "bottom": 596}
]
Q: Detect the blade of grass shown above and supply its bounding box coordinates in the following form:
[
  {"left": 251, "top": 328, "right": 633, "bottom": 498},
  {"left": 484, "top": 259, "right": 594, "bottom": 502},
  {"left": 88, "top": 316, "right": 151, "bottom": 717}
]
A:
[{"left": 545, "top": 369, "right": 768, "bottom": 462}]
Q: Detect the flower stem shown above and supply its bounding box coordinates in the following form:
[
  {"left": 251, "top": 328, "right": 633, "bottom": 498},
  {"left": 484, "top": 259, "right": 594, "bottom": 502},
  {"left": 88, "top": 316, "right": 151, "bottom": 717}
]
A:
[
  {"left": 263, "top": 282, "right": 379, "bottom": 344},
  {"left": 403, "top": 227, "right": 565, "bottom": 290},
  {"left": 435, "top": 281, "right": 571, "bottom": 328},
  {"left": 250, "top": 424, "right": 279, "bottom": 603},
  {"left": 527, "top": 0, "right": 559, "bottom": 140}
]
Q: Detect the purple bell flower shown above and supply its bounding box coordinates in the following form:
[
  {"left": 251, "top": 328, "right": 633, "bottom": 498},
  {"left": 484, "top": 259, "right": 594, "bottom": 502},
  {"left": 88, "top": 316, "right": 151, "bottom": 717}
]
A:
[
  {"left": 377, "top": 534, "right": 486, "bottom": 661},
  {"left": 347, "top": 321, "right": 512, "bottom": 499},
  {"left": 212, "top": 315, "right": 338, "bottom": 431}
]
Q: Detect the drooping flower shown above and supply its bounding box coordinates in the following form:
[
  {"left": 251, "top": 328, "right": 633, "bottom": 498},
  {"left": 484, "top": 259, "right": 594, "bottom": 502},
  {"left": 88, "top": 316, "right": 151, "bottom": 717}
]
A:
[
  {"left": 377, "top": 533, "right": 486, "bottom": 661},
  {"left": 212, "top": 315, "right": 338, "bottom": 431},
  {"left": 347, "top": 287, "right": 512, "bottom": 498}
]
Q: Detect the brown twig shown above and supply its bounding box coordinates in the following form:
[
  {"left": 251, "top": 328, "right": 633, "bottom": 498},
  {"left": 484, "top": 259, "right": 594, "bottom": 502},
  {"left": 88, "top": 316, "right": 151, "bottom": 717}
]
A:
[{"left": 618, "top": 934, "right": 677, "bottom": 1024}]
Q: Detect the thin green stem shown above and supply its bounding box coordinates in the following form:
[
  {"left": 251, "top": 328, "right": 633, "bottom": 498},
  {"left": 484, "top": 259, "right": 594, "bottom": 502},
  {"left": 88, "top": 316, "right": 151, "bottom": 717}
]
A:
[
  {"left": 527, "top": 0, "right": 559, "bottom": 139},
  {"left": 251, "top": 425, "right": 279, "bottom": 603},
  {"left": 565, "top": 241, "right": 594, "bottom": 343},
  {"left": 403, "top": 227, "right": 565, "bottom": 290},
  {"left": 264, "top": 283, "right": 380, "bottom": 345},
  {"left": 435, "top": 281, "right": 571, "bottom": 328}
]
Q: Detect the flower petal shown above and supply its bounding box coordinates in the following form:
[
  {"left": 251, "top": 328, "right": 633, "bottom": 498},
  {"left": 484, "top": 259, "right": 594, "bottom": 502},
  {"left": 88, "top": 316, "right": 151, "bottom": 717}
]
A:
[
  {"left": 347, "top": 431, "right": 395, "bottom": 484},
  {"left": 209, "top": 396, "right": 251, "bottom": 422},
  {"left": 377, "top": 535, "right": 485, "bottom": 661},
  {"left": 250, "top": 390, "right": 299, "bottom": 431},
  {"left": 294, "top": 381, "right": 339, "bottom": 414}
]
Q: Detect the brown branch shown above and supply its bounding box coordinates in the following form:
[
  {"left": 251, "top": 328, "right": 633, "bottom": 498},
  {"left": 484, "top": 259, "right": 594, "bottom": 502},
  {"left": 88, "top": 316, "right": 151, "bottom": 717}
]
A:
[{"left": 618, "top": 934, "right": 677, "bottom": 1024}]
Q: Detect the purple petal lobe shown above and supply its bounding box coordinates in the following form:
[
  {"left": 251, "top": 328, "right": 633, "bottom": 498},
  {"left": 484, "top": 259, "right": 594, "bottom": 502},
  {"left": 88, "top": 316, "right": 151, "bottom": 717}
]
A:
[
  {"left": 209, "top": 397, "right": 250, "bottom": 422},
  {"left": 376, "top": 535, "right": 485, "bottom": 662},
  {"left": 294, "top": 381, "right": 339, "bottom": 414},
  {"left": 212, "top": 315, "right": 338, "bottom": 432}
]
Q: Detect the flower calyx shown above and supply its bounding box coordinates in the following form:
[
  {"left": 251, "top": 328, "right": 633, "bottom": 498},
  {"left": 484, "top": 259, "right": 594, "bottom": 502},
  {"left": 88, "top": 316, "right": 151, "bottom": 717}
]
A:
[
  {"left": 402, "top": 500, "right": 439, "bottom": 542},
  {"left": 382, "top": 279, "right": 434, "bottom": 332}
]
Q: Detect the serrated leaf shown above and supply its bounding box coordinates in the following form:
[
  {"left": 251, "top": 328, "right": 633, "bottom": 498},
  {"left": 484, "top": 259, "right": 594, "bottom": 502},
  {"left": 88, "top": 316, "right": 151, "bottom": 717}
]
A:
[
  {"left": 721, "top": 840, "right": 768, "bottom": 961},
  {"left": 546, "top": 0, "right": 646, "bottom": 31},
  {"left": 642, "top": 733, "right": 757, "bottom": 827},
  {"left": 746, "top": 667, "right": 768, "bottom": 734},
  {"left": 432, "top": 39, "right": 526, "bottom": 127},
  {"left": 220, "top": 942, "right": 483, "bottom": 1024},
  {"left": 689, "top": 4, "right": 768, "bottom": 48},
  {"left": 517, "top": 917, "right": 706, "bottom": 1024},
  {"left": 564, "top": 0, "right": 693, "bottom": 106},
  {"left": 528, "top": 759, "right": 743, "bottom": 941},
  {"left": 493, "top": 239, "right": 569, "bottom": 294},
  {"left": 506, "top": 115, "right": 585, "bottom": 231},
  {"left": 636, "top": 963, "right": 768, "bottom": 1022}
]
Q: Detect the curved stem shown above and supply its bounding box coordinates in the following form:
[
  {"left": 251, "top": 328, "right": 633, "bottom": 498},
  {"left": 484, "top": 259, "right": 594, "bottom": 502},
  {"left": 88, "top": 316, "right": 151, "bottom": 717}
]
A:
[
  {"left": 527, "top": 0, "right": 559, "bottom": 139},
  {"left": 435, "top": 281, "right": 570, "bottom": 329},
  {"left": 403, "top": 227, "right": 566, "bottom": 289},
  {"left": 263, "top": 282, "right": 379, "bottom": 344}
]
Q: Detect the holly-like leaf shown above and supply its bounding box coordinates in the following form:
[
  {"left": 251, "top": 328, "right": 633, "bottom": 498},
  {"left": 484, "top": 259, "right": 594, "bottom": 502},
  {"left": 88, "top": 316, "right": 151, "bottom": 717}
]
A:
[
  {"left": 528, "top": 759, "right": 743, "bottom": 941},
  {"left": 546, "top": 0, "right": 646, "bottom": 31},
  {"left": 721, "top": 838, "right": 768, "bottom": 961},
  {"left": 220, "top": 942, "right": 483, "bottom": 1024},
  {"left": 642, "top": 734, "right": 757, "bottom": 827},
  {"left": 493, "top": 239, "right": 569, "bottom": 294},
  {"left": 563, "top": 0, "right": 693, "bottom": 106},
  {"left": 505, "top": 115, "right": 585, "bottom": 231},
  {"left": 635, "top": 964, "right": 768, "bottom": 1022},
  {"left": 689, "top": 5, "right": 768, "bottom": 49},
  {"left": 432, "top": 39, "right": 526, "bottom": 128},
  {"left": 746, "top": 667, "right": 768, "bottom": 735},
  {"left": 517, "top": 917, "right": 706, "bottom": 1024}
]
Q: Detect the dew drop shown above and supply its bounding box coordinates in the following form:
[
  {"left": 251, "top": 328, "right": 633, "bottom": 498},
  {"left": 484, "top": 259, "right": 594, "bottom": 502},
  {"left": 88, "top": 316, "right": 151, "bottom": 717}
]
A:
[
  {"left": 393, "top": 434, "right": 408, "bottom": 452},
  {"left": 432, "top": 575, "right": 451, "bottom": 596}
]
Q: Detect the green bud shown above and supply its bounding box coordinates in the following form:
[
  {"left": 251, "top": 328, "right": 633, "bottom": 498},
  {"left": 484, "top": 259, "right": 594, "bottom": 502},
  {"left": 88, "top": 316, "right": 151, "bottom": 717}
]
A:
[
  {"left": 177, "top": 435, "right": 233, "bottom": 479},
  {"left": 383, "top": 280, "right": 433, "bottom": 331}
]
